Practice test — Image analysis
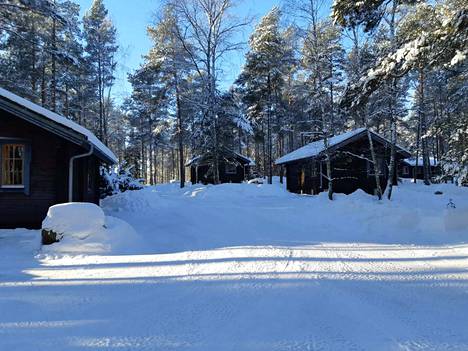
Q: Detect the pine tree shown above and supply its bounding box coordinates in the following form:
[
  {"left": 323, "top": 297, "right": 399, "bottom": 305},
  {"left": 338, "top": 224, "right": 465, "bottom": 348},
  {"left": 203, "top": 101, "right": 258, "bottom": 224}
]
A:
[
  {"left": 83, "top": 0, "right": 118, "bottom": 144},
  {"left": 237, "top": 7, "right": 292, "bottom": 184},
  {"left": 146, "top": 6, "right": 192, "bottom": 188}
]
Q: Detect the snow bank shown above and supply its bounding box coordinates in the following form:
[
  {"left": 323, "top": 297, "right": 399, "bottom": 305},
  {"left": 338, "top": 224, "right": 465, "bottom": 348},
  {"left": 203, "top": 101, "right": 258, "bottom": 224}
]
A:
[
  {"left": 444, "top": 207, "right": 468, "bottom": 232},
  {"left": 41, "top": 203, "right": 141, "bottom": 255},
  {"left": 101, "top": 178, "right": 468, "bottom": 252}
]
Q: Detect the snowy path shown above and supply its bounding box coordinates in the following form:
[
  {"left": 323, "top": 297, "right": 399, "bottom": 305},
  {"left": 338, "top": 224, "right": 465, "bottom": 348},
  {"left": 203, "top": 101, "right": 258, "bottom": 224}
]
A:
[{"left": 1, "top": 181, "right": 468, "bottom": 350}]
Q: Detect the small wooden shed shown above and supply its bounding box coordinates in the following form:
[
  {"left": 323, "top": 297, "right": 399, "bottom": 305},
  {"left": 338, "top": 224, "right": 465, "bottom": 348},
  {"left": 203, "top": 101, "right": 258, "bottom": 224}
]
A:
[
  {"left": 0, "top": 88, "right": 117, "bottom": 229},
  {"left": 186, "top": 150, "right": 254, "bottom": 184},
  {"left": 399, "top": 157, "right": 440, "bottom": 180},
  {"left": 275, "top": 128, "right": 411, "bottom": 196}
]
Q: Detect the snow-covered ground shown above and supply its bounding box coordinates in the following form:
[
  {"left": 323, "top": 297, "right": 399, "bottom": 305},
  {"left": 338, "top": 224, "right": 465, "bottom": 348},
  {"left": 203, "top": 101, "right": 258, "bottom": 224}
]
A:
[{"left": 1, "top": 180, "right": 468, "bottom": 350}]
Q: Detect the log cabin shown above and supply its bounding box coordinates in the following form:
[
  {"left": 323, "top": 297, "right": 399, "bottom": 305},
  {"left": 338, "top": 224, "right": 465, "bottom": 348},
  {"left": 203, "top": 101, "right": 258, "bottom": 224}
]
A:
[
  {"left": 275, "top": 128, "right": 411, "bottom": 196},
  {"left": 399, "top": 157, "right": 440, "bottom": 180},
  {"left": 186, "top": 149, "right": 254, "bottom": 184},
  {"left": 0, "top": 88, "right": 117, "bottom": 229}
]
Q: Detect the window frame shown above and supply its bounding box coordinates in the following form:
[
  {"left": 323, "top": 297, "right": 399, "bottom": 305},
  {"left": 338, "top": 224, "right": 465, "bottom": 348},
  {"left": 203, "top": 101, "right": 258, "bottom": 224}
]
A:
[
  {"left": 402, "top": 165, "right": 410, "bottom": 175},
  {"left": 310, "top": 161, "right": 317, "bottom": 177},
  {"left": 0, "top": 138, "right": 31, "bottom": 195}
]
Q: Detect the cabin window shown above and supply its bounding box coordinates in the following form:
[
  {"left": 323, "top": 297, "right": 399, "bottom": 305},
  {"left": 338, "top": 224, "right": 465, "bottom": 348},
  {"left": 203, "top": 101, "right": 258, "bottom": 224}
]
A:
[
  {"left": 1, "top": 144, "right": 25, "bottom": 187},
  {"left": 225, "top": 163, "right": 237, "bottom": 174},
  {"left": 0, "top": 140, "right": 30, "bottom": 194},
  {"left": 402, "top": 166, "right": 410, "bottom": 175},
  {"left": 310, "top": 162, "right": 317, "bottom": 177}
]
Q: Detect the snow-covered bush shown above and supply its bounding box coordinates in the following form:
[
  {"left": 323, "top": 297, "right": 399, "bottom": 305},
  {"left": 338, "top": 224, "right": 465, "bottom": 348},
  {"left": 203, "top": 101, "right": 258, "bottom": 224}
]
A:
[
  {"left": 439, "top": 161, "right": 468, "bottom": 187},
  {"left": 42, "top": 203, "right": 106, "bottom": 244},
  {"left": 100, "top": 163, "right": 144, "bottom": 198}
]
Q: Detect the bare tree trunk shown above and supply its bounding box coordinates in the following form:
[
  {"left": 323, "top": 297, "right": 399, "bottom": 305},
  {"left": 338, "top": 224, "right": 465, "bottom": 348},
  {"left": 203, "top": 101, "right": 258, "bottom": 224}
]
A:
[
  {"left": 386, "top": 117, "right": 397, "bottom": 199},
  {"left": 141, "top": 141, "right": 146, "bottom": 183},
  {"left": 267, "top": 74, "right": 273, "bottom": 184},
  {"left": 419, "top": 68, "right": 430, "bottom": 185},
  {"left": 41, "top": 63, "right": 46, "bottom": 106},
  {"left": 51, "top": 15, "right": 57, "bottom": 112},
  {"left": 175, "top": 76, "right": 185, "bottom": 188},
  {"left": 161, "top": 147, "right": 165, "bottom": 184},
  {"left": 31, "top": 22, "right": 38, "bottom": 95},
  {"left": 386, "top": 1, "right": 398, "bottom": 199},
  {"left": 366, "top": 128, "right": 383, "bottom": 200},
  {"left": 149, "top": 141, "right": 154, "bottom": 185},
  {"left": 262, "top": 121, "right": 267, "bottom": 178},
  {"left": 323, "top": 142, "right": 333, "bottom": 200},
  {"left": 65, "top": 81, "right": 70, "bottom": 117}
]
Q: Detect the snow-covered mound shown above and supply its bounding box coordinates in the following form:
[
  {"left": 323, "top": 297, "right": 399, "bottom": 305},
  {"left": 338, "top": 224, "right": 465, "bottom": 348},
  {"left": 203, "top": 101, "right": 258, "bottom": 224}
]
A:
[
  {"left": 41, "top": 203, "right": 141, "bottom": 255},
  {"left": 444, "top": 206, "right": 468, "bottom": 232},
  {"left": 101, "top": 179, "right": 468, "bottom": 254},
  {"left": 42, "top": 203, "right": 106, "bottom": 240}
]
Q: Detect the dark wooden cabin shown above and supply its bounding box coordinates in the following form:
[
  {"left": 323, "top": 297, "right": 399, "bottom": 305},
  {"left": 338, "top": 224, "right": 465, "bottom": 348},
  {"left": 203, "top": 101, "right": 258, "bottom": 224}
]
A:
[
  {"left": 187, "top": 150, "right": 254, "bottom": 184},
  {"left": 0, "top": 88, "right": 117, "bottom": 229},
  {"left": 276, "top": 128, "right": 411, "bottom": 196},
  {"left": 399, "top": 157, "right": 440, "bottom": 180}
]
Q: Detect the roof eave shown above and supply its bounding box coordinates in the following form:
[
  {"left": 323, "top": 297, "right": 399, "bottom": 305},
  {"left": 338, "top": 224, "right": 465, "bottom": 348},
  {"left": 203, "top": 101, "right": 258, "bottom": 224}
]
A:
[
  {"left": 275, "top": 129, "right": 411, "bottom": 165},
  {"left": 0, "top": 97, "right": 116, "bottom": 164}
]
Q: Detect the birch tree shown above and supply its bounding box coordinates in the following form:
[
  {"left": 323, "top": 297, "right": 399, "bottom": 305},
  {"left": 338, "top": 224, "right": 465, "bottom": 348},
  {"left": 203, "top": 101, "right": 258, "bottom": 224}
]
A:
[{"left": 167, "top": 0, "right": 249, "bottom": 184}]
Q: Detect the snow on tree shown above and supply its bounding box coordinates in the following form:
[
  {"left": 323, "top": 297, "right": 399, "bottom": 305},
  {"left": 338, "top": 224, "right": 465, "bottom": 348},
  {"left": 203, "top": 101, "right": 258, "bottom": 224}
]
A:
[
  {"left": 83, "top": 0, "right": 118, "bottom": 144},
  {"left": 100, "top": 163, "right": 144, "bottom": 198},
  {"left": 237, "top": 7, "right": 294, "bottom": 184}
]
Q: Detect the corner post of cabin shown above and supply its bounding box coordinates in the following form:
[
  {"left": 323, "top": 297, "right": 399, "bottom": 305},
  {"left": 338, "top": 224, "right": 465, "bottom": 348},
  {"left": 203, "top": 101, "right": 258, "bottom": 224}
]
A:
[{"left": 280, "top": 165, "right": 283, "bottom": 184}]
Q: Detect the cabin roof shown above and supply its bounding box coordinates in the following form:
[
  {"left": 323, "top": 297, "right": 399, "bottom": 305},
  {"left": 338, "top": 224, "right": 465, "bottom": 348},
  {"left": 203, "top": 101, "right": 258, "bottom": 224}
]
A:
[
  {"left": 403, "top": 157, "right": 438, "bottom": 167},
  {"left": 0, "top": 87, "right": 117, "bottom": 164},
  {"left": 275, "top": 128, "right": 411, "bottom": 165},
  {"left": 186, "top": 149, "right": 254, "bottom": 167}
]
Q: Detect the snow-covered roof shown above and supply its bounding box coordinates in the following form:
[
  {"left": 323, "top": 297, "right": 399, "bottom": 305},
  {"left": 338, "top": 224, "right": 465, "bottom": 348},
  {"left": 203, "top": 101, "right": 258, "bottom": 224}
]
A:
[
  {"left": 276, "top": 128, "right": 411, "bottom": 165},
  {"left": 234, "top": 152, "right": 256, "bottom": 166},
  {"left": 185, "top": 156, "right": 201, "bottom": 167},
  {"left": 403, "top": 157, "right": 438, "bottom": 167},
  {"left": 186, "top": 150, "right": 254, "bottom": 167},
  {"left": 0, "top": 87, "right": 117, "bottom": 164}
]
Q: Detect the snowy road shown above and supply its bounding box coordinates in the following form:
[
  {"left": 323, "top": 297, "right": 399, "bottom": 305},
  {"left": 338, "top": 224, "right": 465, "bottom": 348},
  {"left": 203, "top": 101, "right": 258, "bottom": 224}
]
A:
[{"left": 1, "top": 181, "right": 468, "bottom": 350}]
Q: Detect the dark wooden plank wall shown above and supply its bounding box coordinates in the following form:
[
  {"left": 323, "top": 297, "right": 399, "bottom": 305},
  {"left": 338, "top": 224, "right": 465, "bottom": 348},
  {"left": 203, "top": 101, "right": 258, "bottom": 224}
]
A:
[
  {"left": 0, "top": 111, "right": 101, "bottom": 228},
  {"left": 190, "top": 162, "right": 249, "bottom": 184},
  {"left": 285, "top": 137, "right": 400, "bottom": 196}
]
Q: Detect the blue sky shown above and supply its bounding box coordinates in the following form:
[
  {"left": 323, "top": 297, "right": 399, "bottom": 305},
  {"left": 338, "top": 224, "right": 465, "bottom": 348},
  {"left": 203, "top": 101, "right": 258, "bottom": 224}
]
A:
[{"left": 76, "top": 0, "right": 331, "bottom": 102}]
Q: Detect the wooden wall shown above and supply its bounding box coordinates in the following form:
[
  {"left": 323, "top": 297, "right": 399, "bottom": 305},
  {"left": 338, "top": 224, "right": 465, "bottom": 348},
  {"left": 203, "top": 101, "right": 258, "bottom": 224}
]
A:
[
  {"left": 0, "top": 111, "right": 100, "bottom": 229},
  {"left": 285, "top": 137, "right": 400, "bottom": 196},
  {"left": 190, "top": 161, "right": 249, "bottom": 184}
]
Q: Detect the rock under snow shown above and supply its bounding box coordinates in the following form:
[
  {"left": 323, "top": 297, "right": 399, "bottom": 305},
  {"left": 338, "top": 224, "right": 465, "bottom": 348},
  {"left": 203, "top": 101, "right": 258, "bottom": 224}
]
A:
[
  {"left": 41, "top": 202, "right": 141, "bottom": 254},
  {"left": 42, "top": 203, "right": 106, "bottom": 242}
]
